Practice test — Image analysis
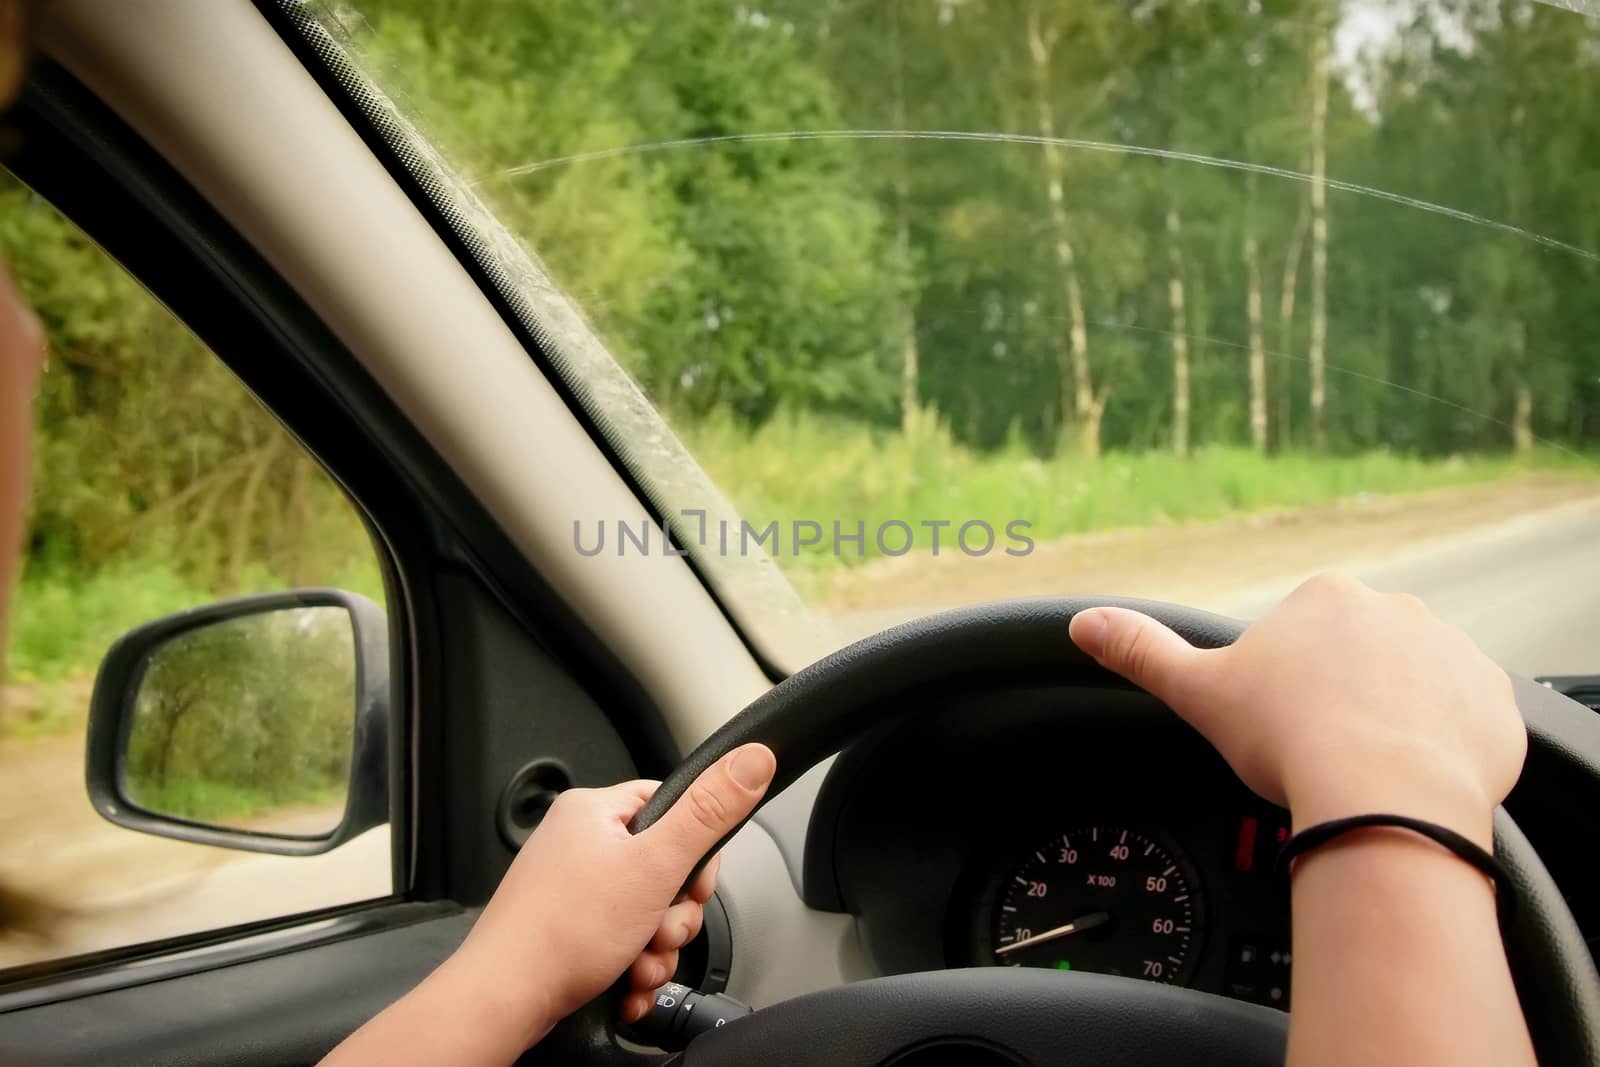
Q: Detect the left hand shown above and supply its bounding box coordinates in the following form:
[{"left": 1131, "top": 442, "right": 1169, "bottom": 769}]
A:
[{"left": 436, "top": 743, "right": 777, "bottom": 1051}]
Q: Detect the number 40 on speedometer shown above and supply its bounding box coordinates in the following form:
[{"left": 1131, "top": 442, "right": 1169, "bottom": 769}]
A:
[{"left": 989, "top": 826, "right": 1203, "bottom": 985}]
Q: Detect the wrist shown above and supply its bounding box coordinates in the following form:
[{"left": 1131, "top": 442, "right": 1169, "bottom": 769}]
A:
[
  {"left": 428, "top": 942, "right": 561, "bottom": 1057},
  {"left": 1285, "top": 746, "right": 1496, "bottom": 850}
]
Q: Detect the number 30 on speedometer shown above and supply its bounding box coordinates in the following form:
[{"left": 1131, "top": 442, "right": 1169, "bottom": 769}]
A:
[{"left": 987, "top": 826, "right": 1203, "bottom": 985}]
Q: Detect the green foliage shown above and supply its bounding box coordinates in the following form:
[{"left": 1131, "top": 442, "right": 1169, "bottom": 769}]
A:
[
  {"left": 347, "top": 0, "right": 908, "bottom": 423},
  {"left": 0, "top": 179, "right": 385, "bottom": 575},
  {"left": 317, "top": 0, "right": 1600, "bottom": 456},
  {"left": 0, "top": 179, "right": 384, "bottom": 747},
  {"left": 8, "top": 560, "right": 210, "bottom": 685},
  {"left": 0, "top": 176, "right": 382, "bottom": 598}
]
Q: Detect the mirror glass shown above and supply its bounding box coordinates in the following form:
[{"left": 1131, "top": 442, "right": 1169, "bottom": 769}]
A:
[{"left": 122, "top": 605, "right": 356, "bottom": 837}]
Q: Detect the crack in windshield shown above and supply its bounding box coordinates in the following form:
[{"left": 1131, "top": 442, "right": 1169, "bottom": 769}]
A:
[{"left": 490, "top": 129, "right": 1598, "bottom": 264}]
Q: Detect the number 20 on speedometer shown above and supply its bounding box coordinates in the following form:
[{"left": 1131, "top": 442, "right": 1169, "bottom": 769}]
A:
[{"left": 989, "top": 826, "right": 1203, "bottom": 985}]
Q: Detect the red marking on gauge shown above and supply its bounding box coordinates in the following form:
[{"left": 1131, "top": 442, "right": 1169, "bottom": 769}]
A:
[{"left": 1235, "top": 816, "right": 1259, "bottom": 872}]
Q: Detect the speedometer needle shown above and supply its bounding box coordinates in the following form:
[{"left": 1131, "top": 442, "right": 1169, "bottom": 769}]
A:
[{"left": 995, "top": 911, "right": 1111, "bottom": 956}]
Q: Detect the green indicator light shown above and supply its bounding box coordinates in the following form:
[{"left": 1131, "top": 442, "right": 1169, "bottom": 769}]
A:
[{"left": 1055, "top": 960, "right": 1072, "bottom": 971}]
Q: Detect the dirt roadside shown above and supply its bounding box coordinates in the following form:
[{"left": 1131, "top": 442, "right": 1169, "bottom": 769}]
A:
[
  {"left": 819, "top": 474, "right": 1599, "bottom": 629},
  {"left": 0, "top": 730, "right": 387, "bottom": 968}
]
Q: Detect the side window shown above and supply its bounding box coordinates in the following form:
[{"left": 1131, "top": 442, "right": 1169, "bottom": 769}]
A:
[{"left": 0, "top": 173, "right": 391, "bottom": 970}]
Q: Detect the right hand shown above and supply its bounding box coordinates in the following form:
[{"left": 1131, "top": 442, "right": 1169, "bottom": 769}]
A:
[{"left": 1067, "top": 574, "right": 1526, "bottom": 846}]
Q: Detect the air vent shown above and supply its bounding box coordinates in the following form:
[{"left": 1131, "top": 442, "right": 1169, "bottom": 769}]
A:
[
  {"left": 495, "top": 759, "right": 573, "bottom": 850},
  {"left": 1536, "top": 676, "right": 1600, "bottom": 714}
]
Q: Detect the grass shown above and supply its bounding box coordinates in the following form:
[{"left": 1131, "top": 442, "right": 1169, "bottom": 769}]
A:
[
  {"left": 680, "top": 409, "right": 1598, "bottom": 581},
  {"left": 128, "top": 775, "right": 346, "bottom": 826},
  {"left": 1, "top": 561, "right": 213, "bottom": 736},
  {"left": 7, "top": 560, "right": 212, "bottom": 686}
]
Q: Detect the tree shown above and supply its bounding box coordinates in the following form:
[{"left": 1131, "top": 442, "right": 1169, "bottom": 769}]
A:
[
  {"left": 1241, "top": 5, "right": 1272, "bottom": 454},
  {"left": 1022, "top": 0, "right": 1110, "bottom": 456},
  {"left": 1245, "top": 173, "right": 1270, "bottom": 453},
  {"left": 1308, "top": 0, "right": 1333, "bottom": 449},
  {"left": 889, "top": 1, "right": 922, "bottom": 431}
]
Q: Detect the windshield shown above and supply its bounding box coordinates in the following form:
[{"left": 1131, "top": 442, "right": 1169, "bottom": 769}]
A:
[{"left": 306, "top": 0, "right": 1599, "bottom": 678}]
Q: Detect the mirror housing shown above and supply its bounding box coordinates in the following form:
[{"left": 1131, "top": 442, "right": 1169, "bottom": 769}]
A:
[{"left": 85, "top": 588, "right": 389, "bottom": 856}]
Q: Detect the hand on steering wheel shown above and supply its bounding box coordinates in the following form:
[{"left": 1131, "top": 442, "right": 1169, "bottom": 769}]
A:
[
  {"left": 1069, "top": 575, "right": 1535, "bottom": 1066},
  {"left": 1068, "top": 573, "right": 1525, "bottom": 847},
  {"left": 321, "top": 745, "right": 776, "bottom": 1065}
]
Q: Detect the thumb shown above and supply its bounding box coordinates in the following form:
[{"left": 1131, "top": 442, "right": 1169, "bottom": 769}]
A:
[
  {"left": 1069, "top": 607, "right": 1206, "bottom": 705},
  {"left": 645, "top": 743, "right": 776, "bottom": 878}
]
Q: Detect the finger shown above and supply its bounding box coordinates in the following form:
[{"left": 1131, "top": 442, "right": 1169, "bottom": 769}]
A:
[
  {"left": 1069, "top": 607, "right": 1210, "bottom": 706},
  {"left": 642, "top": 743, "right": 776, "bottom": 880},
  {"left": 685, "top": 853, "right": 721, "bottom": 905},
  {"left": 651, "top": 900, "right": 705, "bottom": 952},
  {"left": 611, "top": 779, "right": 663, "bottom": 810},
  {"left": 621, "top": 990, "right": 655, "bottom": 1025},
  {"left": 628, "top": 948, "right": 679, "bottom": 992}
]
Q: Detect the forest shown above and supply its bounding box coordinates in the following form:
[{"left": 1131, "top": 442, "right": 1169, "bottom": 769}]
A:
[
  {"left": 344, "top": 0, "right": 1600, "bottom": 456},
  {"left": 3, "top": 0, "right": 1598, "bottom": 732}
]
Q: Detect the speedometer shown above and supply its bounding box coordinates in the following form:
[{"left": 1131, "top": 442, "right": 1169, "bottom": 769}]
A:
[{"left": 987, "top": 826, "right": 1203, "bottom": 985}]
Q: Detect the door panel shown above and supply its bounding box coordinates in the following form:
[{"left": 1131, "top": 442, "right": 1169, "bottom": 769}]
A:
[
  {"left": 424, "top": 574, "right": 643, "bottom": 904},
  {"left": 0, "top": 905, "right": 473, "bottom": 1066}
]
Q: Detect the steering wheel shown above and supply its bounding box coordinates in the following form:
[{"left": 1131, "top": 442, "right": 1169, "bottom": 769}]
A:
[{"left": 535, "top": 597, "right": 1600, "bottom": 1066}]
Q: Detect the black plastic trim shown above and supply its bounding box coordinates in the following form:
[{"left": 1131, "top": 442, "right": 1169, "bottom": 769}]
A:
[
  {"left": 1538, "top": 675, "right": 1600, "bottom": 712},
  {"left": 0, "top": 906, "right": 479, "bottom": 1066},
  {"left": 699, "top": 893, "right": 733, "bottom": 995},
  {"left": 0, "top": 900, "right": 461, "bottom": 1015}
]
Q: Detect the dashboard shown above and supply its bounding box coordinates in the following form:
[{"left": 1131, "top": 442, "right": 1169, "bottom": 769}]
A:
[{"left": 794, "top": 683, "right": 1599, "bottom": 1012}]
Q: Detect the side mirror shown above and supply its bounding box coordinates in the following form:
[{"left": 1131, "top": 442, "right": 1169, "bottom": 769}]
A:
[{"left": 86, "top": 589, "right": 389, "bottom": 856}]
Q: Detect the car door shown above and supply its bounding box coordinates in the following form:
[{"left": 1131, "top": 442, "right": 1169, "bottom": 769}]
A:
[{"left": 0, "top": 5, "right": 749, "bottom": 1062}]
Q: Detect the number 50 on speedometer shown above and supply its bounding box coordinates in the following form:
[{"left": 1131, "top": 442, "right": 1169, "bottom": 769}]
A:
[{"left": 982, "top": 826, "right": 1204, "bottom": 986}]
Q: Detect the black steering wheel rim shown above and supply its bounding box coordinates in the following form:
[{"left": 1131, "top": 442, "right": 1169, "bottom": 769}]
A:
[{"left": 543, "top": 597, "right": 1600, "bottom": 1065}]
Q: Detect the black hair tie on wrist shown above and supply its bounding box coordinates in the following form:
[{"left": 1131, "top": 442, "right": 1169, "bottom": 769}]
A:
[{"left": 1277, "top": 813, "right": 1516, "bottom": 927}]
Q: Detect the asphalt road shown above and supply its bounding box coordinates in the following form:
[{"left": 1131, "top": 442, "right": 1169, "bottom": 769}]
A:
[
  {"left": 824, "top": 483, "right": 1600, "bottom": 683},
  {"left": 1205, "top": 494, "right": 1600, "bottom": 679}
]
